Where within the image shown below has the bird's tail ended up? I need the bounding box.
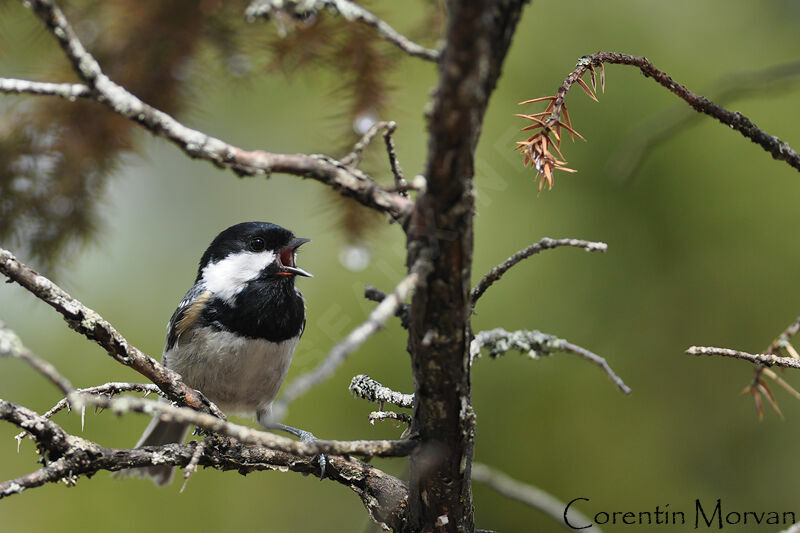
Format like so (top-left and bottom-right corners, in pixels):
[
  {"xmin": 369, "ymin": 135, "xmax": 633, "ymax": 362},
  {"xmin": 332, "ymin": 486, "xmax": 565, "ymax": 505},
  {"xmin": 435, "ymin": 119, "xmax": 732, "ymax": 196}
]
[{"xmin": 129, "ymin": 416, "xmax": 191, "ymax": 486}]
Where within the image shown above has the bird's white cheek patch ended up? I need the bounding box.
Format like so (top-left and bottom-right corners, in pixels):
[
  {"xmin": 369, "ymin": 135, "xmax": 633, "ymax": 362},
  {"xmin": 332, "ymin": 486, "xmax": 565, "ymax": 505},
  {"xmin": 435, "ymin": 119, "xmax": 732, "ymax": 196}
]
[{"xmin": 201, "ymin": 250, "xmax": 276, "ymax": 301}]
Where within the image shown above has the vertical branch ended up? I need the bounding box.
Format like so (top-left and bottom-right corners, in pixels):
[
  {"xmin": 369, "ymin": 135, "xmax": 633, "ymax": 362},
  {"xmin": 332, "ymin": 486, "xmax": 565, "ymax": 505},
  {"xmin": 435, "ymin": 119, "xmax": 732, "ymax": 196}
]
[{"xmin": 405, "ymin": 1, "xmax": 529, "ymax": 530}]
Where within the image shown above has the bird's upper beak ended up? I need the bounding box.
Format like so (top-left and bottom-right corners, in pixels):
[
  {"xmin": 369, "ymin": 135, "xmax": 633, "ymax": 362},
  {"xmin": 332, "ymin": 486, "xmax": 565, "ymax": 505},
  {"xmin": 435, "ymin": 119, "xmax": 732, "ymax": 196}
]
[{"xmin": 276, "ymin": 237, "xmax": 313, "ymax": 278}]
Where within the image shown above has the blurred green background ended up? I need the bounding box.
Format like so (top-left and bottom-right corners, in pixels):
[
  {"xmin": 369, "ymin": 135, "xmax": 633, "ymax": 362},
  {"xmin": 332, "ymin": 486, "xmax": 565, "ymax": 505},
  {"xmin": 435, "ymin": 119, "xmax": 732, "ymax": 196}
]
[{"xmin": 3, "ymin": 1, "xmax": 800, "ymax": 531}]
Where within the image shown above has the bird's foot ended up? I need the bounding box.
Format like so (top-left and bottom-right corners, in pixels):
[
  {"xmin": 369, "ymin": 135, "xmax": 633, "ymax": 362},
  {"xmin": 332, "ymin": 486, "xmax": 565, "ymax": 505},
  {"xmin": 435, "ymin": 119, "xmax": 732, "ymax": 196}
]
[{"xmin": 273, "ymin": 423, "xmax": 326, "ymax": 479}]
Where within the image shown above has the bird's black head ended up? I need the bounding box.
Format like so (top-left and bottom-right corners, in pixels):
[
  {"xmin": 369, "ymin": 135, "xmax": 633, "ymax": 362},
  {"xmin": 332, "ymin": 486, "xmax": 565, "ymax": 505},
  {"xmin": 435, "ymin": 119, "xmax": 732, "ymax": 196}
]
[{"xmin": 196, "ymin": 222, "xmax": 311, "ymax": 298}]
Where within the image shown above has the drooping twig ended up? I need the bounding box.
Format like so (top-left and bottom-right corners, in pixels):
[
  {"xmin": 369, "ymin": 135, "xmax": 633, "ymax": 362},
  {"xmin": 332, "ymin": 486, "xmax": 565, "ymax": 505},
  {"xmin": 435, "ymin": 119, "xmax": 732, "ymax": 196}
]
[
  {"xmin": 551, "ymin": 52, "xmax": 800, "ymax": 173},
  {"xmin": 471, "ymin": 237, "xmax": 607, "ymax": 304},
  {"xmin": 180, "ymin": 437, "xmax": 210, "ymax": 493},
  {"xmin": 0, "ymin": 247, "xmax": 223, "ymax": 418},
  {"xmin": 471, "ymin": 328, "xmax": 631, "ymax": 395},
  {"xmin": 245, "ymin": 0, "xmax": 439, "ymax": 62},
  {"xmin": 0, "ymin": 322, "xmax": 74, "ymax": 396},
  {"xmin": 471, "ymin": 463, "xmax": 597, "ymax": 532},
  {"xmin": 608, "ymin": 60, "xmax": 800, "ymax": 182},
  {"xmin": 272, "ymin": 257, "xmax": 431, "ymax": 420},
  {"xmin": 16, "ymin": 0, "xmax": 413, "ymax": 220},
  {"xmin": 0, "ymin": 77, "xmax": 92, "ymax": 100},
  {"xmin": 350, "ymin": 374, "xmax": 414, "ymax": 409},
  {"xmin": 687, "ymin": 346, "xmax": 800, "ymax": 369}
]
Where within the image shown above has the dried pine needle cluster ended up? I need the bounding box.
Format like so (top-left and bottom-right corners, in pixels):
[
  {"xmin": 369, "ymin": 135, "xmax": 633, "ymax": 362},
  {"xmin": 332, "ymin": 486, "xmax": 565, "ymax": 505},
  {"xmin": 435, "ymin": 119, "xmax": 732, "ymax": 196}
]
[
  {"xmin": 516, "ymin": 61, "xmax": 605, "ymax": 192},
  {"xmin": 745, "ymin": 340, "xmax": 800, "ymax": 420}
]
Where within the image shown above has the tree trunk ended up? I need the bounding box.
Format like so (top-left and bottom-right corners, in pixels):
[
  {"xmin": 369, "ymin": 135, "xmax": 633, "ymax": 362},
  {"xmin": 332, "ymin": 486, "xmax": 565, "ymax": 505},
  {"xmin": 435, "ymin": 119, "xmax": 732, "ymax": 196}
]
[{"xmin": 406, "ymin": 2, "xmax": 528, "ymax": 531}]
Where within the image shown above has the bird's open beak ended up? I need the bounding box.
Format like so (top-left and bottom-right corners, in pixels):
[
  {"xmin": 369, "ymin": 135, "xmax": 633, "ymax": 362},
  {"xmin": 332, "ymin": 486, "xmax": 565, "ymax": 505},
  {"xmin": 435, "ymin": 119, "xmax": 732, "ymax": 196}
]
[{"xmin": 276, "ymin": 237, "xmax": 313, "ymax": 278}]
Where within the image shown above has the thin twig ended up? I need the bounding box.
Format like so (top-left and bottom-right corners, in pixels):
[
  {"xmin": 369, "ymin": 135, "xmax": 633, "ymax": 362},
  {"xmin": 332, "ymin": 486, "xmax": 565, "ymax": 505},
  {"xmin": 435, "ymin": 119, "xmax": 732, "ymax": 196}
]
[
  {"xmin": 687, "ymin": 346, "xmax": 800, "ymax": 369},
  {"xmin": 0, "ymin": 247, "xmax": 224, "ymax": 418},
  {"xmin": 472, "ymin": 463, "xmax": 597, "ymax": 532},
  {"xmin": 608, "ymin": 60, "xmax": 800, "ymax": 182},
  {"xmin": 245, "ymin": 0, "xmax": 439, "ymax": 62},
  {"xmin": 342, "ymin": 120, "xmax": 395, "ymax": 167},
  {"xmin": 364, "ymin": 285, "xmax": 410, "ymax": 329},
  {"xmin": 0, "ymin": 77, "xmax": 92, "ymax": 100},
  {"xmin": 14, "ymin": 382, "xmax": 163, "ymax": 447},
  {"xmin": 381, "ymin": 122, "xmax": 408, "ymax": 196},
  {"xmin": 180, "ymin": 437, "xmax": 210, "ymax": 493},
  {"xmin": 471, "ymin": 237, "xmax": 607, "ymax": 304},
  {"xmin": 0, "ymin": 322, "xmax": 74, "ymax": 396},
  {"xmin": 17, "ymin": 0, "xmax": 412, "ymax": 220},
  {"xmin": 272, "ymin": 258, "xmax": 431, "ymax": 420},
  {"xmin": 350, "ymin": 374, "xmax": 414, "ymax": 409},
  {"xmin": 551, "ymin": 52, "xmax": 800, "ymax": 173},
  {"xmin": 471, "ymin": 328, "xmax": 631, "ymax": 395}
]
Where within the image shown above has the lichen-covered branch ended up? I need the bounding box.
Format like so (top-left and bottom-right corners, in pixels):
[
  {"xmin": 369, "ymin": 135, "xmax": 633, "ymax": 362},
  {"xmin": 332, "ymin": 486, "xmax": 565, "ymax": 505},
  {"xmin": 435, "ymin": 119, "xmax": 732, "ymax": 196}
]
[
  {"xmin": 0, "ymin": 398, "xmax": 408, "ymax": 529},
  {"xmin": 472, "ymin": 328, "xmax": 631, "ymax": 395},
  {"xmin": 245, "ymin": 0, "xmax": 439, "ymax": 62},
  {"xmin": 687, "ymin": 345, "xmax": 800, "ymax": 369},
  {"xmin": 0, "ymin": 77, "xmax": 92, "ymax": 99},
  {"xmin": 471, "ymin": 237, "xmax": 608, "ymax": 304},
  {"xmin": 350, "ymin": 374, "xmax": 414, "ymax": 409},
  {"xmin": 0, "ymin": 247, "xmax": 223, "ymax": 417}
]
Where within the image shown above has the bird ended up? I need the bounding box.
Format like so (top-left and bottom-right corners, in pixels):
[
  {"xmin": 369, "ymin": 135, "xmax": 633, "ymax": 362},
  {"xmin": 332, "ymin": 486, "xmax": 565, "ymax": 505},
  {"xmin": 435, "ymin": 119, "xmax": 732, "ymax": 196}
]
[{"xmin": 133, "ymin": 221, "xmax": 317, "ymax": 485}]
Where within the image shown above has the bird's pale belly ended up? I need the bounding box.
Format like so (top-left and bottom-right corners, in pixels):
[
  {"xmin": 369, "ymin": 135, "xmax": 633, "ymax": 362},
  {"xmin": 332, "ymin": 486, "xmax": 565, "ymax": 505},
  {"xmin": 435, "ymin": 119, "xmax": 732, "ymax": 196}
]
[{"xmin": 164, "ymin": 326, "xmax": 298, "ymax": 415}]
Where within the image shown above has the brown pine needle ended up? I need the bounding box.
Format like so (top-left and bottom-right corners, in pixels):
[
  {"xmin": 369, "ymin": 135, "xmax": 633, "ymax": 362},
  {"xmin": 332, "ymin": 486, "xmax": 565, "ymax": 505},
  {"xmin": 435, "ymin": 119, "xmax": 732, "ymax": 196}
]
[
  {"xmin": 557, "ymin": 120, "xmax": 585, "ymax": 141},
  {"xmin": 589, "ymin": 65, "xmax": 597, "ymax": 92},
  {"xmin": 519, "ymin": 96, "xmax": 557, "ymax": 105},
  {"xmin": 553, "ymin": 165, "xmax": 577, "ymax": 173},
  {"xmin": 575, "ymin": 77, "xmax": 599, "ymax": 102},
  {"xmin": 758, "ymin": 382, "xmax": 784, "ymax": 419},
  {"xmin": 600, "ymin": 63, "xmax": 606, "ymax": 92},
  {"xmin": 763, "ymin": 368, "xmax": 800, "ymax": 400}
]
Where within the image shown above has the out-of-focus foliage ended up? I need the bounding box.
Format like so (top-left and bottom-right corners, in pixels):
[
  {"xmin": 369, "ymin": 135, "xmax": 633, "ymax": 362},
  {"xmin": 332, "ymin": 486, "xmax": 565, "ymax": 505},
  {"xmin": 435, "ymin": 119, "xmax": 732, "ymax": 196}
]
[
  {"xmin": 3, "ymin": 1, "xmax": 800, "ymax": 532},
  {"xmin": 0, "ymin": 0, "xmax": 439, "ymax": 273}
]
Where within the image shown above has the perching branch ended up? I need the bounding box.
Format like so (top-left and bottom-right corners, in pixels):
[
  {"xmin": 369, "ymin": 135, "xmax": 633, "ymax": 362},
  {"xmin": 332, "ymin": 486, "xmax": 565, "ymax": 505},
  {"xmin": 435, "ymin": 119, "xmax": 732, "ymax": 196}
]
[
  {"xmin": 552, "ymin": 52, "xmax": 800, "ymax": 173},
  {"xmin": 471, "ymin": 237, "xmax": 607, "ymax": 304},
  {"xmin": 0, "ymin": 247, "xmax": 223, "ymax": 418},
  {"xmin": 471, "ymin": 463, "xmax": 597, "ymax": 532},
  {"xmin": 13, "ymin": 0, "xmax": 413, "ymax": 220},
  {"xmin": 0, "ymin": 398, "xmax": 409, "ymax": 528},
  {"xmin": 74, "ymin": 393, "xmax": 415, "ymax": 458},
  {"xmin": 472, "ymin": 328, "xmax": 631, "ymax": 395},
  {"xmin": 272, "ymin": 257, "xmax": 431, "ymax": 420},
  {"xmin": 686, "ymin": 345, "xmax": 800, "ymax": 370},
  {"xmin": 245, "ymin": 0, "xmax": 440, "ymax": 62}
]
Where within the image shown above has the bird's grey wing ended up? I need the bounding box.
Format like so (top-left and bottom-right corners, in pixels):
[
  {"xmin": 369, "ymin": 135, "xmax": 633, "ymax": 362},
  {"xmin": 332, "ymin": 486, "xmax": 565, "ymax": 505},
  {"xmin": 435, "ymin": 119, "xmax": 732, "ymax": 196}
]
[{"xmin": 164, "ymin": 285, "xmax": 213, "ymax": 355}]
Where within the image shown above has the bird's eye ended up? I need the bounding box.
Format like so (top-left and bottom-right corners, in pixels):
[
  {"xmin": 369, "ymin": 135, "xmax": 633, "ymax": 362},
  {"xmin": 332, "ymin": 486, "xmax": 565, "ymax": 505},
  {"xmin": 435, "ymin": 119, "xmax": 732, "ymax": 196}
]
[{"xmin": 249, "ymin": 237, "xmax": 266, "ymax": 252}]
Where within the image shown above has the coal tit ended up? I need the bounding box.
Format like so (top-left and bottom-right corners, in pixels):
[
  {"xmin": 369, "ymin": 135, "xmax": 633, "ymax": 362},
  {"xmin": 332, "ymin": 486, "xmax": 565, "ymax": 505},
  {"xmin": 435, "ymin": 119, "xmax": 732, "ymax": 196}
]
[{"xmin": 134, "ymin": 221, "xmax": 316, "ymax": 485}]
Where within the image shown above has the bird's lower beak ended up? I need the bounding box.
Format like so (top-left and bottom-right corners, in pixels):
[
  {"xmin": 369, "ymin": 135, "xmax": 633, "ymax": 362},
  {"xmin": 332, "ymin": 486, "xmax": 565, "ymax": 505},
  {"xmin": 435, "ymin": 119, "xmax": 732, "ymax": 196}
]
[{"xmin": 277, "ymin": 238, "xmax": 313, "ymax": 278}]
